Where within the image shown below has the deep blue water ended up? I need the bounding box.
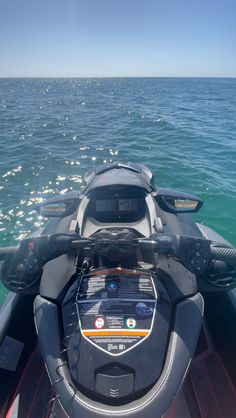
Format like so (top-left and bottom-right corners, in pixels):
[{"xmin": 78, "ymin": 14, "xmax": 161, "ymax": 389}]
[{"xmin": 0, "ymin": 77, "xmax": 236, "ymax": 302}]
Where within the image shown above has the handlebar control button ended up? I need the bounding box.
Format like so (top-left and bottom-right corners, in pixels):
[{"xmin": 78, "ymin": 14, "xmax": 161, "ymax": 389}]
[
  {"xmin": 189, "ymin": 252, "xmax": 207, "ymax": 273},
  {"xmin": 27, "ymin": 241, "xmax": 35, "ymax": 251}
]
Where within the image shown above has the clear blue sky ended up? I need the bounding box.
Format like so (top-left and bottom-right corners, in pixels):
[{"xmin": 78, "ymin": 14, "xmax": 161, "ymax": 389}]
[{"xmin": 0, "ymin": 0, "xmax": 235, "ymax": 77}]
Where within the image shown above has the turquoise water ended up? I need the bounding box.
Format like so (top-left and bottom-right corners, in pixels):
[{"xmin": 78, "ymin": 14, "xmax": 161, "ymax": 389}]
[{"xmin": 0, "ymin": 77, "xmax": 236, "ymax": 302}]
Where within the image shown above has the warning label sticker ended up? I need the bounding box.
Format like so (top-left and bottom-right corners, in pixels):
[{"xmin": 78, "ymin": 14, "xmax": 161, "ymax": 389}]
[{"xmin": 76, "ymin": 269, "xmax": 157, "ymax": 355}]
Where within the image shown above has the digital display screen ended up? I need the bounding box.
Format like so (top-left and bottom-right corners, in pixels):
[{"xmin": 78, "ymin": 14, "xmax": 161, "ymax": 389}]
[
  {"xmin": 96, "ymin": 200, "xmax": 116, "ymax": 212},
  {"xmin": 118, "ymin": 199, "xmax": 139, "ymax": 211},
  {"xmin": 96, "ymin": 199, "xmax": 140, "ymax": 213}
]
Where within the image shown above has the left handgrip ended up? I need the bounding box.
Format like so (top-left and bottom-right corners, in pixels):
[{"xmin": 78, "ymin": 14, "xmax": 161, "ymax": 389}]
[{"xmin": 0, "ymin": 246, "xmax": 18, "ymax": 260}]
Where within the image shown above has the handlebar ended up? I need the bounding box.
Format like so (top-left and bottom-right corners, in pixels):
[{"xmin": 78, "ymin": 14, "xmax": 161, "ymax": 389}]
[
  {"xmin": 1, "ymin": 234, "xmax": 236, "ymax": 283},
  {"xmin": 1, "ymin": 234, "xmax": 236, "ymax": 260}
]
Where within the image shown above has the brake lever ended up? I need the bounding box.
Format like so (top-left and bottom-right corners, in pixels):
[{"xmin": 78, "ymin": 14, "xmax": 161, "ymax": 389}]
[
  {"xmin": 17, "ymin": 233, "xmax": 83, "ymax": 269},
  {"xmin": 1, "ymin": 234, "xmax": 93, "ymax": 293}
]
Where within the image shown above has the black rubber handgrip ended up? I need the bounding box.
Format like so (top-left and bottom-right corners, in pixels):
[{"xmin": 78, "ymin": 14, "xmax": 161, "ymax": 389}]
[
  {"xmin": 0, "ymin": 246, "xmax": 18, "ymax": 260},
  {"xmin": 211, "ymin": 246, "xmax": 236, "ymax": 264}
]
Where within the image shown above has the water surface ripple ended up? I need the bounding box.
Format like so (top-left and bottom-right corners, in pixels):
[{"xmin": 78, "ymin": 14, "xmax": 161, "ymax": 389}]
[{"xmin": 0, "ymin": 78, "xmax": 236, "ymax": 301}]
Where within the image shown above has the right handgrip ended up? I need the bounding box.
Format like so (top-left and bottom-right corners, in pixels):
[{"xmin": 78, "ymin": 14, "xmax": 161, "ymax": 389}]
[
  {"xmin": 207, "ymin": 245, "xmax": 236, "ymax": 289},
  {"xmin": 211, "ymin": 245, "xmax": 236, "ymax": 264}
]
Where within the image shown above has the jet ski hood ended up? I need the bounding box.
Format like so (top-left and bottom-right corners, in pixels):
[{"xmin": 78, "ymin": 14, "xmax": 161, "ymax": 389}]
[{"xmin": 83, "ymin": 163, "xmax": 155, "ymax": 195}]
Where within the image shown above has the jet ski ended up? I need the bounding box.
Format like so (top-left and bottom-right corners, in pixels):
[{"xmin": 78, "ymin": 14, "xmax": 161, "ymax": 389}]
[{"xmin": 0, "ymin": 162, "xmax": 236, "ymax": 418}]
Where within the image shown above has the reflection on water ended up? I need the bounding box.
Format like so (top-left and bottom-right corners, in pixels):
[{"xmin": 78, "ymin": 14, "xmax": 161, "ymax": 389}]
[{"xmin": 0, "ymin": 77, "xmax": 236, "ymax": 302}]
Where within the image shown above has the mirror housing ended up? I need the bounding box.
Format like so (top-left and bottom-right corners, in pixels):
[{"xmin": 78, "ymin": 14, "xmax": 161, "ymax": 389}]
[
  {"xmin": 154, "ymin": 188, "xmax": 203, "ymax": 213},
  {"xmin": 35, "ymin": 191, "xmax": 81, "ymax": 218}
]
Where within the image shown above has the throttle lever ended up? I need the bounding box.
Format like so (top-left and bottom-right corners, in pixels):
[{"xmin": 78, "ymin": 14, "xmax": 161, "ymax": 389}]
[{"xmin": 140, "ymin": 234, "xmax": 176, "ymax": 255}]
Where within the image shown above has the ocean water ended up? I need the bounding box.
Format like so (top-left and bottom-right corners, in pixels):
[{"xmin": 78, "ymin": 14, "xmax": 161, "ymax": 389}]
[{"xmin": 0, "ymin": 77, "xmax": 236, "ymax": 303}]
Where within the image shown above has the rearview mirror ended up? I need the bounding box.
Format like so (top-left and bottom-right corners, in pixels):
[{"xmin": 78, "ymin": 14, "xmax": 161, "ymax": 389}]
[
  {"xmin": 154, "ymin": 188, "xmax": 203, "ymax": 213},
  {"xmin": 35, "ymin": 191, "xmax": 81, "ymax": 218}
]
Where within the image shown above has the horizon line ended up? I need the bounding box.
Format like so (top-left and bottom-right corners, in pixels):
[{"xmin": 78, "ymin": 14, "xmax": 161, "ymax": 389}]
[{"xmin": 0, "ymin": 75, "xmax": 236, "ymax": 79}]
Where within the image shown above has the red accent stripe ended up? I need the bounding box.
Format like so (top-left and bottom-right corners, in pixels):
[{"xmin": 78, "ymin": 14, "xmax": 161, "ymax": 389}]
[
  {"xmin": 5, "ymin": 351, "xmax": 43, "ymax": 418},
  {"xmin": 6, "ymin": 403, "xmax": 14, "ymax": 418},
  {"xmin": 189, "ymin": 351, "xmax": 236, "ymax": 418},
  {"xmin": 26, "ymin": 369, "xmax": 45, "ymax": 418},
  {"xmin": 214, "ymin": 352, "xmax": 236, "ymax": 397}
]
